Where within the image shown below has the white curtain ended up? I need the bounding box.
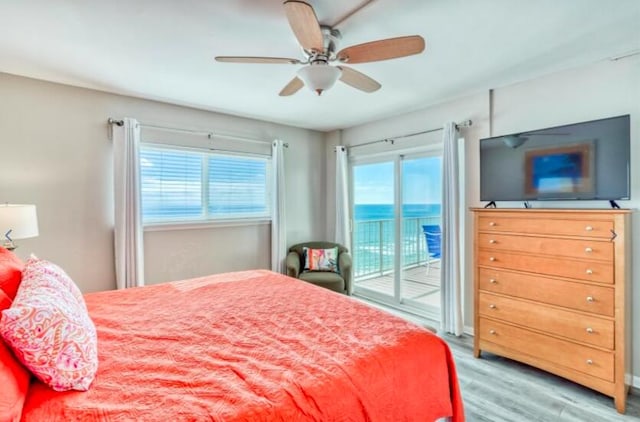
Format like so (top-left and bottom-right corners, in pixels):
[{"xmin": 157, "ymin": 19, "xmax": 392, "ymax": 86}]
[
  {"xmin": 335, "ymin": 146, "xmax": 352, "ymax": 293},
  {"xmin": 113, "ymin": 118, "xmax": 145, "ymax": 289},
  {"xmin": 271, "ymin": 140, "xmax": 287, "ymax": 273},
  {"xmin": 335, "ymin": 146, "xmax": 350, "ymax": 251},
  {"xmin": 440, "ymin": 121, "xmax": 463, "ymax": 336}
]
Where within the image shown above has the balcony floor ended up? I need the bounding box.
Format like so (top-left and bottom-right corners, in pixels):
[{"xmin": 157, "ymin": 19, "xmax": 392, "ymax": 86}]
[{"xmin": 354, "ymin": 263, "xmax": 441, "ymax": 307}]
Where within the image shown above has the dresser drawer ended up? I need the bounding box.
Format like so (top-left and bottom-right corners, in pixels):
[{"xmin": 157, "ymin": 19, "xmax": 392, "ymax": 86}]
[
  {"xmin": 479, "ymin": 292, "xmax": 613, "ymax": 349},
  {"xmin": 477, "ymin": 233, "xmax": 613, "ymax": 262},
  {"xmin": 478, "ymin": 215, "xmax": 613, "ymax": 239},
  {"xmin": 478, "ymin": 250, "xmax": 613, "ymax": 284},
  {"xmin": 478, "ymin": 268, "xmax": 614, "ymax": 316},
  {"xmin": 479, "ymin": 318, "xmax": 614, "ymax": 382}
]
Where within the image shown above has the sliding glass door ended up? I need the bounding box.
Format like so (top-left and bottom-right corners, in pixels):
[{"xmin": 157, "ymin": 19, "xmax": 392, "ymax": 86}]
[
  {"xmin": 399, "ymin": 156, "xmax": 442, "ymax": 313},
  {"xmin": 351, "ymin": 153, "xmax": 442, "ymax": 317},
  {"xmin": 352, "ymin": 160, "xmax": 397, "ymax": 301}
]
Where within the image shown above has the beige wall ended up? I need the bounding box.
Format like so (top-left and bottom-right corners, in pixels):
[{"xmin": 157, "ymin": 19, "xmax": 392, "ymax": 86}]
[
  {"xmin": 2, "ymin": 55, "xmax": 638, "ymax": 379},
  {"xmin": 0, "ymin": 72, "xmax": 325, "ymax": 292},
  {"xmin": 337, "ymin": 55, "xmax": 640, "ymax": 379}
]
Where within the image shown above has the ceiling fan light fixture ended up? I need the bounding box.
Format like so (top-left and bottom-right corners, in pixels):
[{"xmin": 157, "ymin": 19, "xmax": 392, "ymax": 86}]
[
  {"xmin": 502, "ymin": 135, "xmax": 527, "ymax": 149},
  {"xmin": 297, "ymin": 64, "xmax": 342, "ymax": 96}
]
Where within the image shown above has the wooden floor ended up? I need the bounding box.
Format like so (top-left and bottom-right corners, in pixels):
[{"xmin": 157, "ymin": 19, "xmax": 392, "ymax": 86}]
[
  {"xmin": 446, "ymin": 334, "xmax": 640, "ymax": 421},
  {"xmin": 358, "ymin": 300, "xmax": 640, "ymax": 421},
  {"xmin": 354, "ymin": 264, "xmax": 441, "ymax": 306}
]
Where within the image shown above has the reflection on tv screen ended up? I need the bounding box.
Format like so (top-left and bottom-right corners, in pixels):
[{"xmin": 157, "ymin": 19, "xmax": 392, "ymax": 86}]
[{"xmin": 480, "ymin": 115, "xmax": 630, "ymax": 201}]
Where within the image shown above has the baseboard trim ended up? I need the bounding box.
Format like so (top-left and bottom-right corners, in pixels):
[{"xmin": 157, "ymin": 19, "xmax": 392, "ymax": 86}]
[
  {"xmin": 632, "ymin": 375, "xmax": 640, "ymax": 389},
  {"xmin": 463, "ymin": 325, "xmax": 474, "ymax": 336}
]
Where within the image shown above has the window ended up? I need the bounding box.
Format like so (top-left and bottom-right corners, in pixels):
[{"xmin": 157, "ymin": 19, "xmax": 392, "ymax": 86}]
[{"xmin": 140, "ymin": 145, "xmax": 271, "ymax": 224}]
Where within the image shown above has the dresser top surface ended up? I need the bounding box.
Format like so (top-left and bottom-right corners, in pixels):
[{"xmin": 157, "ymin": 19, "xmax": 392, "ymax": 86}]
[{"xmin": 470, "ymin": 208, "xmax": 631, "ymax": 214}]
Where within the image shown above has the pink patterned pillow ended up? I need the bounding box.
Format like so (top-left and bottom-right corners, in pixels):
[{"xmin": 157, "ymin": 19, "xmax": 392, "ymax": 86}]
[
  {"xmin": 0, "ymin": 261, "xmax": 98, "ymax": 391},
  {"xmin": 303, "ymin": 247, "xmax": 339, "ymax": 272},
  {"xmin": 22, "ymin": 256, "xmax": 86, "ymax": 310}
]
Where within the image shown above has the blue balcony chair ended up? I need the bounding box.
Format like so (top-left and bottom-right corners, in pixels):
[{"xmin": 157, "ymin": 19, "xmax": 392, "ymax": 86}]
[{"xmin": 422, "ymin": 225, "xmax": 442, "ymax": 274}]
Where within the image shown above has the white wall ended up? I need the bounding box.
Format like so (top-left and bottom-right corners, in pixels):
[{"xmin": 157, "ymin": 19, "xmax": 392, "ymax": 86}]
[
  {"xmin": 336, "ymin": 55, "xmax": 640, "ymax": 378},
  {"xmin": 0, "ymin": 72, "xmax": 325, "ymax": 292}
]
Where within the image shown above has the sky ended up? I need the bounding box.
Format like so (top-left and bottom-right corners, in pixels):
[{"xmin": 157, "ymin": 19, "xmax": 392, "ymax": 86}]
[{"xmin": 353, "ymin": 156, "xmax": 442, "ymax": 204}]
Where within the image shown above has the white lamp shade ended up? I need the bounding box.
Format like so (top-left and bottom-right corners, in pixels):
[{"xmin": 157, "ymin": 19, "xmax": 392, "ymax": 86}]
[
  {"xmin": 0, "ymin": 204, "xmax": 39, "ymax": 239},
  {"xmin": 297, "ymin": 65, "xmax": 342, "ymax": 95}
]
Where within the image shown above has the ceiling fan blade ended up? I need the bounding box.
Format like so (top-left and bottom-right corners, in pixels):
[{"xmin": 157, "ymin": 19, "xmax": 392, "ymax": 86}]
[
  {"xmin": 337, "ymin": 35, "xmax": 425, "ymax": 64},
  {"xmin": 283, "ymin": 1, "xmax": 324, "ymax": 52},
  {"xmin": 337, "ymin": 66, "xmax": 381, "ymax": 93},
  {"xmin": 215, "ymin": 56, "xmax": 301, "ymax": 65},
  {"xmin": 279, "ymin": 77, "xmax": 304, "ymax": 96}
]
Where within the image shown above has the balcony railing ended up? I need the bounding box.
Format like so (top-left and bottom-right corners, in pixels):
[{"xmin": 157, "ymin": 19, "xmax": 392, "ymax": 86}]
[{"xmin": 353, "ymin": 216, "xmax": 441, "ymax": 280}]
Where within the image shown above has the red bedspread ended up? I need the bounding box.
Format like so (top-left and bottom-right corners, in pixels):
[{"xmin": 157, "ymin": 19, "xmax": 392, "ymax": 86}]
[{"xmin": 21, "ymin": 270, "xmax": 463, "ymax": 421}]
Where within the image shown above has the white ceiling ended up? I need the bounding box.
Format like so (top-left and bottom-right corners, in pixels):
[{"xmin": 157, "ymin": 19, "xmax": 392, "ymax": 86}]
[{"xmin": 1, "ymin": 0, "xmax": 639, "ymax": 132}]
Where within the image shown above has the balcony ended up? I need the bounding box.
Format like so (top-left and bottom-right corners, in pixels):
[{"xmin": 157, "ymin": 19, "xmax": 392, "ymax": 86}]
[{"xmin": 352, "ymin": 216, "xmax": 441, "ymax": 306}]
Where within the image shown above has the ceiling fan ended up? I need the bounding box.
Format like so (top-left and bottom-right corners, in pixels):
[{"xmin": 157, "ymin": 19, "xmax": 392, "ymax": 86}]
[
  {"xmin": 215, "ymin": 1, "xmax": 425, "ymax": 96},
  {"xmin": 502, "ymin": 132, "xmax": 569, "ymax": 148}
]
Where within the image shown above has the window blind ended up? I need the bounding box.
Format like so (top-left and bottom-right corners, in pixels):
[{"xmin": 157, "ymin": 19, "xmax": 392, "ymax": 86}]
[
  {"xmin": 140, "ymin": 145, "xmax": 270, "ymax": 223},
  {"xmin": 208, "ymin": 155, "xmax": 269, "ymax": 217},
  {"xmin": 140, "ymin": 148, "xmax": 203, "ymax": 221}
]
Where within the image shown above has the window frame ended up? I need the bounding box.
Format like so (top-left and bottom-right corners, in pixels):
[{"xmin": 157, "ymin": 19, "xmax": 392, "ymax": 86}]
[{"xmin": 139, "ymin": 143, "xmax": 272, "ymax": 230}]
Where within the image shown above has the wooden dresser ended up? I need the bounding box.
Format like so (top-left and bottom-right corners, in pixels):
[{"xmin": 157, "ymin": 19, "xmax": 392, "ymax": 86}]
[{"xmin": 472, "ymin": 208, "xmax": 630, "ymax": 413}]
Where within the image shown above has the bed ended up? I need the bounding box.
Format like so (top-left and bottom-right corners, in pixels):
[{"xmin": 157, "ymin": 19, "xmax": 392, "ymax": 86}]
[{"xmin": 20, "ymin": 270, "xmax": 463, "ymax": 421}]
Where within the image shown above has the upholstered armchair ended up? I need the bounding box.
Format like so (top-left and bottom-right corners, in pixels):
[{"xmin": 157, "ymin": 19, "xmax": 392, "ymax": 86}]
[{"xmin": 286, "ymin": 242, "xmax": 352, "ymax": 295}]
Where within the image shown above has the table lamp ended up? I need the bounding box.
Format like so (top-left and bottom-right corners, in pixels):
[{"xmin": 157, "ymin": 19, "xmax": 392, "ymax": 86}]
[{"xmin": 0, "ymin": 204, "xmax": 39, "ymax": 250}]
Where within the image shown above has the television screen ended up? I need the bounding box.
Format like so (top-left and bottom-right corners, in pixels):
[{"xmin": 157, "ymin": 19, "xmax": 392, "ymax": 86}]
[{"xmin": 480, "ymin": 115, "xmax": 630, "ymax": 201}]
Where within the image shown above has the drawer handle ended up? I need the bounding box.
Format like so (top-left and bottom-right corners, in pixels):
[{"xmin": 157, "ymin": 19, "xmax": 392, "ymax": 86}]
[
  {"xmin": 586, "ymin": 359, "xmax": 593, "ymax": 365},
  {"xmin": 489, "ymin": 329, "xmax": 496, "ymax": 335},
  {"xmin": 489, "ymin": 304, "xmax": 496, "ymax": 309},
  {"xmin": 586, "ymin": 269, "xmax": 593, "ymax": 275},
  {"xmin": 585, "ymin": 226, "xmax": 593, "ymax": 231},
  {"xmin": 489, "ymin": 239, "xmax": 496, "ymax": 244},
  {"xmin": 489, "ymin": 257, "xmax": 496, "ymax": 262},
  {"xmin": 586, "ymin": 327, "xmax": 594, "ymax": 334},
  {"xmin": 489, "ymin": 278, "xmax": 497, "ymax": 284},
  {"xmin": 586, "ymin": 296, "xmax": 594, "ymax": 303},
  {"xmin": 585, "ymin": 247, "xmax": 593, "ymax": 253},
  {"xmin": 489, "ymin": 222, "xmax": 496, "ymax": 227}
]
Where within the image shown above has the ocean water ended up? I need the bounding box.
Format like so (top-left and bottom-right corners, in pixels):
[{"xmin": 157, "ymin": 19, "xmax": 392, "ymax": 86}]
[
  {"xmin": 353, "ymin": 204, "xmax": 441, "ymax": 278},
  {"xmin": 354, "ymin": 203, "xmax": 441, "ymax": 221}
]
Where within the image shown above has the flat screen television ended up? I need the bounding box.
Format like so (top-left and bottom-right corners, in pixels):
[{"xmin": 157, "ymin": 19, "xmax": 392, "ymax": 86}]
[{"xmin": 480, "ymin": 115, "xmax": 630, "ymax": 202}]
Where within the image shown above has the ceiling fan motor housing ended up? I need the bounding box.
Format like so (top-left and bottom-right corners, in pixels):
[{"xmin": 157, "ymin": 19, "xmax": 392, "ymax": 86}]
[{"xmin": 306, "ymin": 26, "xmax": 342, "ymax": 61}]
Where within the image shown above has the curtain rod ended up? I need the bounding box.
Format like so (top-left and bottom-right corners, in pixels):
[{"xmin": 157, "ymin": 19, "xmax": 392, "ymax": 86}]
[
  {"xmin": 347, "ymin": 119, "xmax": 472, "ymax": 150},
  {"xmin": 107, "ymin": 118, "xmax": 287, "ymax": 147},
  {"xmin": 143, "ymin": 143, "xmax": 272, "ymax": 158}
]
